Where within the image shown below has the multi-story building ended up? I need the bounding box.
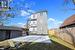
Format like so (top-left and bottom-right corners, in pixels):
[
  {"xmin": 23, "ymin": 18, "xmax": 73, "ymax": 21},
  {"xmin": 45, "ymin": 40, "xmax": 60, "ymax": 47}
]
[{"xmin": 28, "ymin": 10, "xmax": 48, "ymax": 35}]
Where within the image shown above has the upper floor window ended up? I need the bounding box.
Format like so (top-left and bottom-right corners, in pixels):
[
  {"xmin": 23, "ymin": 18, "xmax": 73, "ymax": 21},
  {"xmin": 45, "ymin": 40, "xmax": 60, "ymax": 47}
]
[
  {"xmin": 30, "ymin": 14, "xmax": 37, "ymax": 19},
  {"xmin": 29, "ymin": 21, "xmax": 37, "ymax": 25}
]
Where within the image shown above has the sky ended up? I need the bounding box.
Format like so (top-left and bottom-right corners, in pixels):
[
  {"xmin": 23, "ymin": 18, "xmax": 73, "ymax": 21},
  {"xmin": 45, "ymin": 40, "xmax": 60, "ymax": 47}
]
[{"xmin": 4, "ymin": 0, "xmax": 75, "ymax": 29}]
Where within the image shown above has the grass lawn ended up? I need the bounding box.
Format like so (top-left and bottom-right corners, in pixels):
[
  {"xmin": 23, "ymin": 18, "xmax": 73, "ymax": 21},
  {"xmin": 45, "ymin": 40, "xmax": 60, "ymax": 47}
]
[{"xmin": 13, "ymin": 41, "xmax": 71, "ymax": 50}]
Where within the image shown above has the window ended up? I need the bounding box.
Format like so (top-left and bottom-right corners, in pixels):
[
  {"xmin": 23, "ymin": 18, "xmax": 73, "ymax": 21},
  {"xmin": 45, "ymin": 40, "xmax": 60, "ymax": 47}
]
[
  {"xmin": 31, "ymin": 15, "xmax": 33, "ymax": 19},
  {"xmin": 29, "ymin": 28, "xmax": 33, "ymax": 31},
  {"xmin": 30, "ymin": 14, "xmax": 37, "ymax": 19},
  {"xmin": 30, "ymin": 21, "xmax": 37, "ymax": 26},
  {"xmin": 29, "ymin": 28, "xmax": 37, "ymax": 31},
  {"xmin": 34, "ymin": 14, "xmax": 37, "ymax": 19},
  {"xmin": 33, "ymin": 28, "xmax": 37, "ymax": 31}
]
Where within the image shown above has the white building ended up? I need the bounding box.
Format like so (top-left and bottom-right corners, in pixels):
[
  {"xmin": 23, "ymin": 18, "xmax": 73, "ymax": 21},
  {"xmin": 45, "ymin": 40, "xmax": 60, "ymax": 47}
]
[{"xmin": 28, "ymin": 10, "xmax": 48, "ymax": 35}]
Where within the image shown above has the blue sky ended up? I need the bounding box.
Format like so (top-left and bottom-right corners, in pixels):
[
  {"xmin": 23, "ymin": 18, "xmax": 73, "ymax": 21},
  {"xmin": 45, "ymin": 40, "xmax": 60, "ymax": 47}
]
[{"xmin": 4, "ymin": 0, "xmax": 75, "ymax": 29}]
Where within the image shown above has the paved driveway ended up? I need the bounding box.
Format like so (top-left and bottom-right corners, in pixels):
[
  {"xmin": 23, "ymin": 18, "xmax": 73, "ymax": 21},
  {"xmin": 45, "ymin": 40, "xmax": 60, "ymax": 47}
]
[{"xmin": 11, "ymin": 35, "xmax": 51, "ymax": 43}]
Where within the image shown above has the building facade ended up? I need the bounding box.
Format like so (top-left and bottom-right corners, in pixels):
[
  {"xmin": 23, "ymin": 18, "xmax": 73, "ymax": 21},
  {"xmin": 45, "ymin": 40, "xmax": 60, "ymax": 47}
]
[
  {"xmin": 59, "ymin": 14, "xmax": 75, "ymax": 45},
  {"xmin": 28, "ymin": 10, "xmax": 48, "ymax": 35},
  {"xmin": 0, "ymin": 26, "xmax": 23, "ymax": 41}
]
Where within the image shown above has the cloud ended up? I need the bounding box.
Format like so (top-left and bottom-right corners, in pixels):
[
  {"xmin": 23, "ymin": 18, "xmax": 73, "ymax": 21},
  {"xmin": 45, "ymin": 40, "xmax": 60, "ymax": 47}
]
[
  {"xmin": 17, "ymin": 22, "xmax": 25, "ymax": 25},
  {"xmin": 20, "ymin": 10, "xmax": 30, "ymax": 16},
  {"xmin": 48, "ymin": 18, "xmax": 56, "ymax": 22},
  {"xmin": 17, "ymin": 23, "xmax": 24, "ymax": 25},
  {"xmin": 27, "ymin": 10, "xmax": 35, "ymax": 13},
  {"xmin": 48, "ymin": 18, "xmax": 63, "ymax": 29},
  {"xmin": 20, "ymin": 10, "xmax": 35, "ymax": 16},
  {"xmin": 16, "ymin": 22, "xmax": 26, "ymax": 28},
  {"xmin": 25, "ymin": 1, "xmax": 35, "ymax": 8}
]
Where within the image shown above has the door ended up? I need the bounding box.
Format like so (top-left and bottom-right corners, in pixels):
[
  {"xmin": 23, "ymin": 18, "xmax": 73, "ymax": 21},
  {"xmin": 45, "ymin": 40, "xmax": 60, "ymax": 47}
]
[{"xmin": 5, "ymin": 30, "xmax": 11, "ymax": 40}]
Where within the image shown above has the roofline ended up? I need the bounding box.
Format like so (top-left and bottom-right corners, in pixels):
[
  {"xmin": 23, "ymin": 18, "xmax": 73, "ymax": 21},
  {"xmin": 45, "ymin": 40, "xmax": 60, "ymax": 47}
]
[
  {"xmin": 0, "ymin": 26, "xmax": 23, "ymax": 31},
  {"xmin": 60, "ymin": 23, "xmax": 75, "ymax": 29},
  {"xmin": 32, "ymin": 10, "xmax": 48, "ymax": 14}
]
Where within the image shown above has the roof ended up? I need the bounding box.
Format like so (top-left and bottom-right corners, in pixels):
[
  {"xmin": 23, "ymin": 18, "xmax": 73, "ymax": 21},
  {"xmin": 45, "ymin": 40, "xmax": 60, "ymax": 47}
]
[
  {"xmin": 60, "ymin": 14, "xmax": 75, "ymax": 28},
  {"xmin": 31, "ymin": 10, "xmax": 48, "ymax": 15},
  {"xmin": 0, "ymin": 26, "xmax": 23, "ymax": 31}
]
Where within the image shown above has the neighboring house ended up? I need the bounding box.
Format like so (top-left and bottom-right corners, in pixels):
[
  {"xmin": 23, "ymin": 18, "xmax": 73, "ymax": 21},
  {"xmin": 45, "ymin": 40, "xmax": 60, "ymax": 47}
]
[
  {"xmin": 0, "ymin": 26, "xmax": 23, "ymax": 41},
  {"xmin": 59, "ymin": 14, "xmax": 75, "ymax": 45},
  {"xmin": 60, "ymin": 14, "xmax": 75, "ymax": 28}
]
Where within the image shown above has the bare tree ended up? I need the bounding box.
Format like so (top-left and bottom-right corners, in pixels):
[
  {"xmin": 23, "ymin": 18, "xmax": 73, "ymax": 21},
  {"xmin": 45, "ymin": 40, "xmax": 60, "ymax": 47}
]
[{"xmin": 0, "ymin": 0, "xmax": 34, "ymax": 25}]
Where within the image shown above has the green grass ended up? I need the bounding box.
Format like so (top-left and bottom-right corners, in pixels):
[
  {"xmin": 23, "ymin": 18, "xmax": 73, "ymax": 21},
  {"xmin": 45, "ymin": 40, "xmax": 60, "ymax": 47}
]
[{"xmin": 10, "ymin": 41, "xmax": 71, "ymax": 50}]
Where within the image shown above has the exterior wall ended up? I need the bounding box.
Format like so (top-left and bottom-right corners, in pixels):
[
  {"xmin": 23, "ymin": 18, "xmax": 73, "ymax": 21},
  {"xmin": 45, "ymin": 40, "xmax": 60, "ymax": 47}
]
[
  {"xmin": 28, "ymin": 11, "xmax": 48, "ymax": 35},
  {"xmin": 53, "ymin": 27, "xmax": 75, "ymax": 45},
  {"xmin": 37, "ymin": 12, "xmax": 48, "ymax": 34},
  {"xmin": 0, "ymin": 31, "xmax": 6, "ymax": 41},
  {"xmin": 0, "ymin": 30, "xmax": 22, "ymax": 41},
  {"xmin": 10, "ymin": 30, "xmax": 22, "ymax": 38},
  {"xmin": 61, "ymin": 27, "xmax": 75, "ymax": 45}
]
